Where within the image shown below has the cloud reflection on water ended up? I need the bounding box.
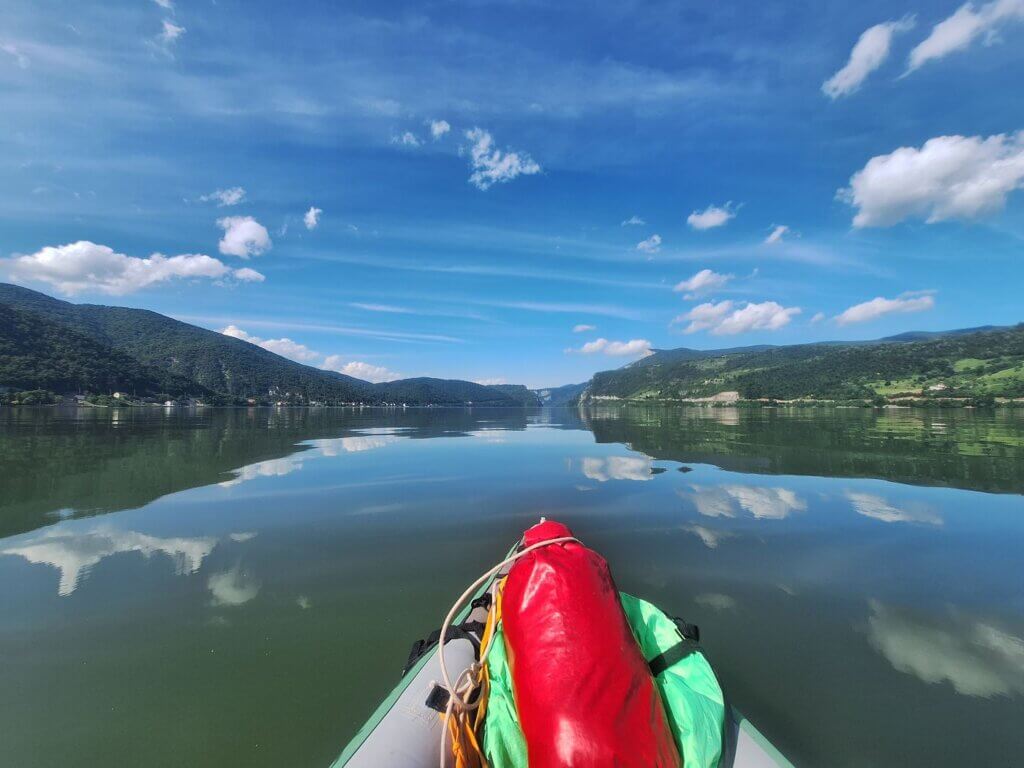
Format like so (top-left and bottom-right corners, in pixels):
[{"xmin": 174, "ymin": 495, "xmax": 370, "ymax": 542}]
[
  {"xmin": 685, "ymin": 484, "xmax": 807, "ymax": 520},
  {"xmin": 867, "ymin": 600, "xmax": 1024, "ymax": 698}
]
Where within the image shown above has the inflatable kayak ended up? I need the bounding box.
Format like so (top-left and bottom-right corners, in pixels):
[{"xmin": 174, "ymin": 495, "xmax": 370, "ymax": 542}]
[{"xmin": 333, "ymin": 520, "xmax": 793, "ymax": 768}]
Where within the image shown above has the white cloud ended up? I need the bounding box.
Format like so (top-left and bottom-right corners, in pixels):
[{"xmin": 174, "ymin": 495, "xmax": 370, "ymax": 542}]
[
  {"xmin": 840, "ymin": 132, "xmax": 1024, "ymax": 227},
  {"xmin": 152, "ymin": 0, "xmax": 174, "ymax": 8},
  {"xmin": 847, "ymin": 492, "xmax": 943, "ymax": 525},
  {"xmin": 304, "ymin": 206, "xmax": 322, "ymax": 230},
  {"xmin": 392, "ymin": 131, "xmax": 422, "ymax": 147},
  {"xmin": 764, "ymin": 224, "xmax": 791, "ymax": 244},
  {"xmin": 581, "ymin": 456, "xmax": 655, "ymax": 482},
  {"xmin": 835, "ymin": 293, "xmax": 936, "ymax": 325},
  {"xmin": 160, "ymin": 19, "xmax": 185, "ymax": 44},
  {"xmin": 676, "ymin": 300, "xmax": 801, "ymax": 335},
  {"xmin": 687, "ymin": 202, "xmax": 736, "ymax": 230},
  {"xmin": 474, "ymin": 377, "xmax": 507, "ymax": 386},
  {"xmin": 232, "ymin": 267, "xmax": 265, "ymax": 283},
  {"xmin": 621, "ymin": 215, "xmax": 645, "ymax": 226},
  {"xmin": 673, "ymin": 268, "xmax": 732, "ymax": 298},
  {"xmin": 822, "ymin": 16, "xmax": 916, "ymax": 98},
  {"xmin": 200, "ymin": 187, "xmax": 246, "ymax": 207},
  {"xmin": 220, "ymin": 325, "xmax": 320, "ymax": 362},
  {"xmin": 208, "ymin": 566, "xmax": 260, "ymax": 607},
  {"xmin": 636, "ymin": 234, "xmax": 662, "ymax": 254},
  {"xmin": 217, "ymin": 216, "xmax": 272, "ymax": 258},
  {"xmin": 568, "ymin": 337, "xmax": 653, "ymax": 357},
  {"xmin": 573, "ymin": 323, "xmax": 597, "ymax": 333},
  {"xmin": 811, "ymin": 311, "xmax": 826, "ymax": 324},
  {"xmin": 429, "ymin": 119, "xmax": 451, "ymax": 139},
  {"xmin": 321, "ymin": 356, "xmax": 402, "ymax": 383},
  {"xmin": 465, "ymin": 128, "xmax": 541, "ymax": 190},
  {"xmin": 867, "ymin": 601, "xmax": 1024, "ymax": 697},
  {"xmin": 6, "ymin": 240, "xmax": 260, "ymax": 295},
  {"xmin": 908, "ymin": 0, "xmax": 1024, "ymax": 73},
  {"xmin": 1, "ymin": 43, "xmax": 30, "ymax": 69}
]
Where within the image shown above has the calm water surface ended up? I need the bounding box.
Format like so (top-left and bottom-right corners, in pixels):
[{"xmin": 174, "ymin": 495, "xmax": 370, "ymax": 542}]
[{"xmin": 1, "ymin": 405, "xmax": 1023, "ymax": 767}]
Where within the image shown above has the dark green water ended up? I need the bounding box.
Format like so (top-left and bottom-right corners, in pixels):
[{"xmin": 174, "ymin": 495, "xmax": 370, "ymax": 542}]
[{"xmin": 1, "ymin": 405, "xmax": 1023, "ymax": 766}]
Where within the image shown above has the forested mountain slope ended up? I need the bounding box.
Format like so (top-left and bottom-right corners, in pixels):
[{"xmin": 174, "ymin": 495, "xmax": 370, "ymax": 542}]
[{"xmin": 585, "ymin": 325, "xmax": 1024, "ymax": 402}]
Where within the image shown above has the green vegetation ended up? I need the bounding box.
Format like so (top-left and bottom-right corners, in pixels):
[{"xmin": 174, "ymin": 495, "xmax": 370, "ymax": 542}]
[
  {"xmin": 584, "ymin": 325, "xmax": 1024, "ymax": 405},
  {"xmin": 0, "ymin": 283, "xmax": 523, "ymax": 406}
]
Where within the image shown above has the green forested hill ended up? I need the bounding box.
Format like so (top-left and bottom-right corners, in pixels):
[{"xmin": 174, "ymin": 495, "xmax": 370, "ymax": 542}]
[
  {"xmin": 585, "ymin": 325, "xmax": 1024, "ymax": 403},
  {"xmin": 487, "ymin": 384, "xmax": 542, "ymax": 406},
  {"xmin": 0, "ymin": 303, "xmax": 205, "ymax": 397},
  {"xmin": 0, "ymin": 283, "xmax": 519, "ymax": 405}
]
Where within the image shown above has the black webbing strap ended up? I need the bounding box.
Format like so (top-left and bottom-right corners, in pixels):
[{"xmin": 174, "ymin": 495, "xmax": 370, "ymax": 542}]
[
  {"xmin": 647, "ymin": 617, "xmax": 701, "ymax": 677},
  {"xmin": 402, "ymin": 620, "xmax": 486, "ymax": 676}
]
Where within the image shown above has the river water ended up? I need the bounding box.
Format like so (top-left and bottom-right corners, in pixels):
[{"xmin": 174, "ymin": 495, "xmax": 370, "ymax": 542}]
[{"xmin": 1, "ymin": 405, "xmax": 1022, "ymax": 766}]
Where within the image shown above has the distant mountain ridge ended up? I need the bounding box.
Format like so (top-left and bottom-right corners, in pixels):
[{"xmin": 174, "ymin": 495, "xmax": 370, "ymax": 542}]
[{"xmin": 0, "ymin": 283, "xmax": 523, "ymax": 405}]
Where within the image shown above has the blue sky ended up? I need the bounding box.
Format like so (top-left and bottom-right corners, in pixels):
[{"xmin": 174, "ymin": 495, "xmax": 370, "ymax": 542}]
[{"xmin": 2, "ymin": 0, "xmax": 1023, "ymax": 387}]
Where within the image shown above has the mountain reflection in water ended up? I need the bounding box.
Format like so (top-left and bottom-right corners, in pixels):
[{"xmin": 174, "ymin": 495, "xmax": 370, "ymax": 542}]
[{"xmin": 1, "ymin": 404, "xmax": 1023, "ymax": 768}]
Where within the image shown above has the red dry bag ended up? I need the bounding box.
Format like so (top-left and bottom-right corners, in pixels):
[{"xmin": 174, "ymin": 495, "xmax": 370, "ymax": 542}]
[{"xmin": 501, "ymin": 520, "xmax": 681, "ymax": 768}]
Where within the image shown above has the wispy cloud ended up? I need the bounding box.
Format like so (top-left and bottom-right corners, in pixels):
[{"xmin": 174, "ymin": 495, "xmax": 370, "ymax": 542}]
[
  {"xmin": 822, "ymin": 16, "xmax": 916, "ymax": 98},
  {"xmin": 200, "ymin": 187, "xmax": 246, "ymax": 207},
  {"xmin": 621, "ymin": 215, "xmax": 645, "ymax": 226},
  {"xmin": 636, "ymin": 234, "xmax": 662, "ymax": 254},
  {"xmin": 465, "ymin": 128, "xmax": 541, "ymax": 190},
  {"xmin": 674, "ymin": 268, "xmax": 732, "ymax": 298},
  {"xmin": 907, "ymin": 0, "xmax": 1024, "ymax": 74}
]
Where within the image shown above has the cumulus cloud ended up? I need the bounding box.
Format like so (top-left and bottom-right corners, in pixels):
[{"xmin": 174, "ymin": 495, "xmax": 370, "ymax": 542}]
[
  {"xmin": 636, "ymin": 234, "xmax": 662, "ymax": 254},
  {"xmin": 220, "ymin": 325, "xmax": 320, "ymax": 363},
  {"xmin": 200, "ymin": 187, "xmax": 246, "ymax": 207},
  {"xmin": 473, "ymin": 377, "xmax": 507, "ymax": 386},
  {"xmin": 465, "ymin": 128, "xmax": 541, "ymax": 190},
  {"xmin": 217, "ymin": 216, "xmax": 272, "ymax": 258},
  {"xmin": 160, "ymin": 19, "xmax": 185, "ymax": 44},
  {"xmin": 5, "ymin": 240, "xmax": 261, "ymax": 295},
  {"xmin": 687, "ymin": 202, "xmax": 736, "ymax": 230},
  {"xmin": 675, "ymin": 300, "xmax": 801, "ymax": 335},
  {"xmin": 304, "ymin": 206, "xmax": 322, "ymax": 230},
  {"xmin": 322, "ymin": 356, "xmax": 402, "ymax": 383},
  {"xmin": 232, "ymin": 267, "xmax": 265, "ymax": 283},
  {"xmin": 392, "ymin": 131, "xmax": 422, "ymax": 147},
  {"xmin": 867, "ymin": 600, "xmax": 1024, "ymax": 697},
  {"xmin": 835, "ymin": 293, "xmax": 935, "ymax": 325},
  {"xmin": 822, "ymin": 16, "xmax": 916, "ymax": 98},
  {"xmin": 847, "ymin": 492, "xmax": 943, "ymax": 525},
  {"xmin": 429, "ymin": 119, "xmax": 451, "ymax": 139},
  {"xmin": 811, "ymin": 311, "xmax": 826, "ymax": 324},
  {"xmin": 621, "ymin": 215, "xmax": 645, "ymax": 226},
  {"xmin": 573, "ymin": 323, "xmax": 597, "ymax": 333},
  {"xmin": 568, "ymin": 338, "xmax": 653, "ymax": 357},
  {"xmin": 764, "ymin": 225, "xmax": 791, "ymax": 244},
  {"xmin": 674, "ymin": 268, "xmax": 732, "ymax": 298},
  {"xmin": 840, "ymin": 132, "xmax": 1024, "ymax": 227},
  {"xmin": 908, "ymin": 0, "xmax": 1024, "ymax": 73}
]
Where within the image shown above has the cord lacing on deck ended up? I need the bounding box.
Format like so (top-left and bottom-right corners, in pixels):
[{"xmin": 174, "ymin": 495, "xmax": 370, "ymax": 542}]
[{"xmin": 434, "ymin": 535, "xmax": 580, "ymax": 768}]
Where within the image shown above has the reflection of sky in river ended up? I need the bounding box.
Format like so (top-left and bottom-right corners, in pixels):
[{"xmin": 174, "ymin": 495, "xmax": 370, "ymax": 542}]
[{"xmin": 1, "ymin": 408, "xmax": 1023, "ymax": 767}]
